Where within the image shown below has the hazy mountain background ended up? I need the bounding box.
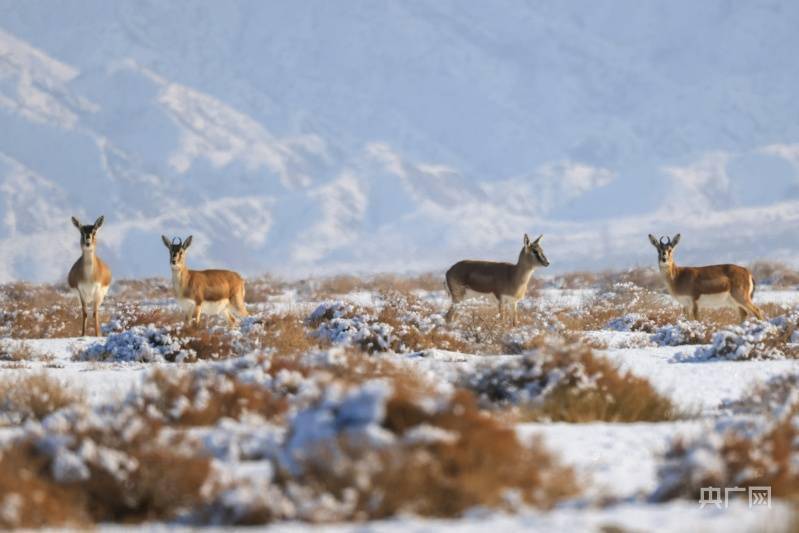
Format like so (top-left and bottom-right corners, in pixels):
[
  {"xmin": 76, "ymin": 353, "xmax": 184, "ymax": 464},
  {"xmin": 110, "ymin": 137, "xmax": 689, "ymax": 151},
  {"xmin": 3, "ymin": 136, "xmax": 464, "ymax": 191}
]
[{"xmin": 1, "ymin": 0, "xmax": 798, "ymax": 282}]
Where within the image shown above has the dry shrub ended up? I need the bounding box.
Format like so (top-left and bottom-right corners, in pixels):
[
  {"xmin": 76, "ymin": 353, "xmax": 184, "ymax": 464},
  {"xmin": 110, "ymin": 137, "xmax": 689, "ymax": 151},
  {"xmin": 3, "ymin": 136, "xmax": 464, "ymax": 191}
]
[
  {"xmin": 110, "ymin": 278, "xmax": 170, "ymax": 302},
  {"xmin": 0, "ymin": 408, "xmax": 213, "ymax": 526},
  {"xmin": 182, "ymin": 327, "xmax": 238, "ymax": 360},
  {"xmin": 272, "ymin": 384, "xmax": 577, "ymax": 521},
  {"xmin": 0, "ymin": 285, "xmax": 79, "ymax": 339},
  {"xmin": 0, "ymin": 341, "xmax": 37, "ymax": 361},
  {"xmin": 142, "ymin": 367, "xmax": 287, "ymax": 425},
  {"xmin": 655, "ymin": 416, "xmax": 799, "ymax": 503},
  {"xmin": 375, "ymin": 301, "xmax": 469, "ymax": 353},
  {"xmin": 309, "ymin": 295, "xmax": 469, "ymax": 354},
  {"xmin": 314, "ymin": 273, "xmax": 445, "ymax": 297},
  {"xmin": 0, "ymin": 373, "xmax": 83, "ymax": 423},
  {"xmin": 552, "ymin": 271, "xmax": 599, "ymax": 289},
  {"xmin": 656, "ymin": 372, "xmax": 799, "ymax": 503},
  {"xmin": 464, "ymin": 339, "xmax": 681, "ymax": 423},
  {"xmin": 245, "ymin": 275, "xmax": 289, "ymax": 303},
  {"xmin": 372, "ymin": 390, "xmax": 577, "ymax": 516},
  {"xmin": 253, "ymin": 314, "xmax": 320, "ymax": 356},
  {"xmin": 106, "ymin": 303, "xmax": 182, "ymax": 331},
  {"xmin": 751, "ymin": 261, "xmax": 799, "ymax": 288},
  {"xmin": 678, "ymin": 315, "xmax": 799, "ymax": 361},
  {"xmin": 0, "ymin": 444, "xmax": 90, "ymax": 528},
  {"xmin": 556, "ymin": 283, "xmax": 681, "ymax": 332}
]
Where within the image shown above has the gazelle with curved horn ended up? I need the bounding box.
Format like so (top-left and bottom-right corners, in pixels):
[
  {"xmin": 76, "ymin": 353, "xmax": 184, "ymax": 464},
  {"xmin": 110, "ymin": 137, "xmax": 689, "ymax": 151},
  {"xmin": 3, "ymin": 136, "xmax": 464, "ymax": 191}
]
[
  {"xmin": 445, "ymin": 233, "xmax": 550, "ymax": 326},
  {"xmin": 162, "ymin": 235, "xmax": 249, "ymax": 326},
  {"xmin": 648, "ymin": 233, "xmax": 764, "ymax": 321},
  {"xmin": 67, "ymin": 216, "xmax": 112, "ymax": 336}
]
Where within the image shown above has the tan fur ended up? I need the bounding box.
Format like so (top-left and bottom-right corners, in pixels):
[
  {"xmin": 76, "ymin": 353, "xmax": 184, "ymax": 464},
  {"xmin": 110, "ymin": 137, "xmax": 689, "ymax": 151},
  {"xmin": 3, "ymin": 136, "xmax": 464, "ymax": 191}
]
[
  {"xmin": 445, "ymin": 234, "xmax": 549, "ymax": 326},
  {"xmin": 164, "ymin": 235, "xmax": 248, "ymax": 326},
  {"xmin": 68, "ymin": 216, "xmax": 112, "ymax": 336},
  {"xmin": 649, "ymin": 234, "xmax": 764, "ymax": 321}
]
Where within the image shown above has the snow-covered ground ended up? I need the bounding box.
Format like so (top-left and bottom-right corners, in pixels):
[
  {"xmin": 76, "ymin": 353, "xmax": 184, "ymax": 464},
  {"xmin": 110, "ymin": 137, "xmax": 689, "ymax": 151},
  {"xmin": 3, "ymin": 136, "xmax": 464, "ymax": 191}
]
[{"xmin": 1, "ymin": 281, "xmax": 797, "ymax": 530}]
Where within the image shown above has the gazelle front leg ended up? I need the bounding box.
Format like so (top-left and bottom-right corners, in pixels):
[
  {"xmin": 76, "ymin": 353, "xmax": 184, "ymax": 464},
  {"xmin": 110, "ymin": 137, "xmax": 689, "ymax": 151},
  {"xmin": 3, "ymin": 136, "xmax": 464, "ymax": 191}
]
[
  {"xmin": 512, "ymin": 300, "xmax": 519, "ymax": 327},
  {"xmin": 93, "ymin": 300, "xmax": 102, "ymax": 336},
  {"xmin": 79, "ymin": 295, "xmax": 88, "ymax": 337},
  {"xmin": 691, "ymin": 300, "xmax": 700, "ymax": 321}
]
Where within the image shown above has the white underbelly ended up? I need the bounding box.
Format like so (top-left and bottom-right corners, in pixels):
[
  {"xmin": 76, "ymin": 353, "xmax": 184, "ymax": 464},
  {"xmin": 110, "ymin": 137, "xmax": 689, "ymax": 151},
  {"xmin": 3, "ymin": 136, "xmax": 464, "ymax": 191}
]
[
  {"xmin": 676, "ymin": 292, "xmax": 735, "ymax": 309},
  {"xmin": 179, "ymin": 298, "xmax": 230, "ymax": 316}
]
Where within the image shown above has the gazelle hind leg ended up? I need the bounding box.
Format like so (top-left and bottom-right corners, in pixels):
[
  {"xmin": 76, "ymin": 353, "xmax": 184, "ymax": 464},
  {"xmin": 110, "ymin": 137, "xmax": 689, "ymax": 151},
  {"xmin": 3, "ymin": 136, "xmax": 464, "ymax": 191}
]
[{"xmin": 732, "ymin": 290, "xmax": 764, "ymax": 321}]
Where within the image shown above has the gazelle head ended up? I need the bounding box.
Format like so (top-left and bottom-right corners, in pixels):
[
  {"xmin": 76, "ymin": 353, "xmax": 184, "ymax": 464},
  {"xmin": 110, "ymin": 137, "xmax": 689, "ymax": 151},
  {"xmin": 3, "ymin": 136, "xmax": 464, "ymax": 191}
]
[
  {"xmin": 648, "ymin": 233, "xmax": 681, "ymax": 268},
  {"xmin": 522, "ymin": 233, "xmax": 549, "ymax": 267},
  {"xmin": 162, "ymin": 235, "xmax": 193, "ymax": 271},
  {"xmin": 71, "ymin": 216, "xmax": 104, "ymax": 252}
]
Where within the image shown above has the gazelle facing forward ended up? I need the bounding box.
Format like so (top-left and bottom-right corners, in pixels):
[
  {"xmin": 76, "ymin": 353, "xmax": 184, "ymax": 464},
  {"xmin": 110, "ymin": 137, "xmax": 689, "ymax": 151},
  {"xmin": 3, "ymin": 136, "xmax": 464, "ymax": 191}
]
[
  {"xmin": 162, "ymin": 235, "xmax": 248, "ymax": 326},
  {"xmin": 648, "ymin": 234, "xmax": 764, "ymax": 321},
  {"xmin": 445, "ymin": 234, "xmax": 549, "ymax": 326},
  {"xmin": 68, "ymin": 216, "xmax": 112, "ymax": 336}
]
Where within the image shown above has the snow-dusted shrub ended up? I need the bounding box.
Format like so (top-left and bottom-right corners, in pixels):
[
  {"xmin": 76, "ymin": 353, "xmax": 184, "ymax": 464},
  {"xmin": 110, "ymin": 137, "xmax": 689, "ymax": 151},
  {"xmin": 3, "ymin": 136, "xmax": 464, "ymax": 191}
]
[
  {"xmin": 674, "ymin": 316, "xmax": 799, "ymax": 362},
  {"xmin": 461, "ymin": 338, "xmax": 679, "ymax": 422},
  {"xmin": 0, "ymin": 403, "xmax": 213, "ymax": 527},
  {"xmin": 606, "ymin": 313, "xmax": 657, "ymax": 333},
  {"xmin": 558, "ymin": 282, "xmax": 679, "ymax": 333},
  {"xmin": 76, "ymin": 325, "xmax": 191, "ymax": 363},
  {"xmin": 653, "ymin": 404, "xmax": 799, "ymax": 502},
  {"xmin": 720, "ymin": 373, "xmax": 799, "ymax": 417},
  {"xmin": 0, "ymin": 373, "xmax": 83, "ymax": 425},
  {"xmin": 208, "ymin": 383, "xmax": 577, "ymax": 524},
  {"xmin": 308, "ymin": 298, "xmax": 466, "ymax": 354},
  {"xmin": 651, "ymin": 320, "xmax": 710, "ymax": 346}
]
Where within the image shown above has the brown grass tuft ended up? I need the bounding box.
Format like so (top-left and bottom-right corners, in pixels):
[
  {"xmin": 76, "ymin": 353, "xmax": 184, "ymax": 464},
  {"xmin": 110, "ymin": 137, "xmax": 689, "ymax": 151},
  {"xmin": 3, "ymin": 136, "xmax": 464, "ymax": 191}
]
[
  {"xmin": 0, "ymin": 373, "xmax": 84, "ymax": 423},
  {"xmin": 465, "ymin": 339, "xmax": 681, "ymax": 422},
  {"xmin": 0, "ymin": 443, "xmax": 91, "ymax": 528},
  {"xmin": 142, "ymin": 367, "xmax": 287, "ymax": 425}
]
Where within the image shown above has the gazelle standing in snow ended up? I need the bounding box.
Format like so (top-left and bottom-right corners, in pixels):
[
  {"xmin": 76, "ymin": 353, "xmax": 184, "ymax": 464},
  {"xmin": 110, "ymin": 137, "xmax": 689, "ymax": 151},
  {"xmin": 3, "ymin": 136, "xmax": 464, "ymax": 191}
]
[
  {"xmin": 648, "ymin": 234, "xmax": 764, "ymax": 322},
  {"xmin": 161, "ymin": 235, "xmax": 249, "ymax": 327},
  {"xmin": 68, "ymin": 216, "xmax": 112, "ymax": 337},
  {"xmin": 445, "ymin": 233, "xmax": 549, "ymax": 326}
]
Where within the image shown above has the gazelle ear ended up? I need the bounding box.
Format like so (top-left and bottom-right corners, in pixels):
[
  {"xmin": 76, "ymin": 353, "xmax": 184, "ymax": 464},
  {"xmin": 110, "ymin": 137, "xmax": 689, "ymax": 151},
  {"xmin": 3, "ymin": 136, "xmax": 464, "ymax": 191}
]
[
  {"xmin": 648, "ymin": 234, "xmax": 659, "ymax": 247},
  {"xmin": 161, "ymin": 235, "xmax": 171, "ymax": 249},
  {"xmin": 671, "ymin": 233, "xmax": 681, "ymax": 247},
  {"xmin": 94, "ymin": 215, "xmax": 104, "ymax": 229},
  {"xmin": 534, "ymin": 234, "xmax": 543, "ymax": 244},
  {"xmin": 71, "ymin": 217, "xmax": 81, "ymax": 230},
  {"xmin": 523, "ymin": 233, "xmax": 530, "ymax": 247},
  {"xmin": 182, "ymin": 235, "xmax": 193, "ymax": 249}
]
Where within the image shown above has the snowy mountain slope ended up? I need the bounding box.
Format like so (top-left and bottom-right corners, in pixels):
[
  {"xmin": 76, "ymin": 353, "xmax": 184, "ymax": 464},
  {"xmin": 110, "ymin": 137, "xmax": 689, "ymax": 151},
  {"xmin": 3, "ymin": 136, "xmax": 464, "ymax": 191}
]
[{"xmin": 0, "ymin": 1, "xmax": 798, "ymax": 281}]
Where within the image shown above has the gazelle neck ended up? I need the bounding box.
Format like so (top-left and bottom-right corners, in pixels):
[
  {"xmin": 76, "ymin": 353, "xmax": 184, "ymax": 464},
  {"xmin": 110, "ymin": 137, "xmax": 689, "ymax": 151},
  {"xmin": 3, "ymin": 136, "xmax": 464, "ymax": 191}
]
[
  {"xmin": 171, "ymin": 264, "xmax": 189, "ymax": 293},
  {"xmin": 81, "ymin": 248, "xmax": 96, "ymax": 273},
  {"xmin": 514, "ymin": 250, "xmax": 536, "ymax": 284},
  {"xmin": 659, "ymin": 259, "xmax": 679, "ymax": 283}
]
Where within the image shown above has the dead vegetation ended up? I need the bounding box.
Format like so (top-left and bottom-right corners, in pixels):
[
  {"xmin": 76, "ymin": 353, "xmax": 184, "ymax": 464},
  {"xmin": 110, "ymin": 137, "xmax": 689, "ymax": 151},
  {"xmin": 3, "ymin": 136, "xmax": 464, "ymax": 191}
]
[
  {"xmin": 303, "ymin": 390, "xmax": 578, "ymax": 519},
  {"xmin": 463, "ymin": 339, "xmax": 681, "ymax": 423},
  {"xmin": 0, "ymin": 282, "xmax": 78, "ymax": 339},
  {"xmin": 0, "ymin": 415, "xmax": 212, "ymax": 527},
  {"xmin": 0, "ymin": 373, "xmax": 84, "ymax": 424},
  {"xmin": 138, "ymin": 366, "xmax": 288, "ymax": 426}
]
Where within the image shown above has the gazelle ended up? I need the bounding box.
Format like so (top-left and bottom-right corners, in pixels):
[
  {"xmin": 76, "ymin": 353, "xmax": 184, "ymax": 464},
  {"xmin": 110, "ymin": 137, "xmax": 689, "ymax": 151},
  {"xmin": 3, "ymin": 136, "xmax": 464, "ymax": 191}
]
[
  {"xmin": 161, "ymin": 235, "xmax": 248, "ymax": 326},
  {"xmin": 67, "ymin": 216, "xmax": 112, "ymax": 337},
  {"xmin": 648, "ymin": 234, "xmax": 764, "ymax": 321},
  {"xmin": 445, "ymin": 234, "xmax": 549, "ymax": 325}
]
